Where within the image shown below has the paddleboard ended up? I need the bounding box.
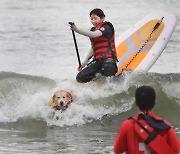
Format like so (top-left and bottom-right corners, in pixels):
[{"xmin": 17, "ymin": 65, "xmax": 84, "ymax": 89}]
[{"xmin": 115, "ymin": 10, "xmax": 177, "ymax": 76}]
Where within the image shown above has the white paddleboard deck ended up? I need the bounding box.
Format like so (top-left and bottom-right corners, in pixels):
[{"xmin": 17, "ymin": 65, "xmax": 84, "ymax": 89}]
[{"xmin": 115, "ymin": 10, "xmax": 177, "ymax": 76}]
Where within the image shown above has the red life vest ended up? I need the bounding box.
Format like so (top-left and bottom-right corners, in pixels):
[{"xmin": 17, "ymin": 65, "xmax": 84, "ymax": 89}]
[
  {"xmin": 90, "ymin": 22, "xmax": 117, "ymax": 61},
  {"xmin": 130, "ymin": 114, "xmax": 175, "ymax": 154}
]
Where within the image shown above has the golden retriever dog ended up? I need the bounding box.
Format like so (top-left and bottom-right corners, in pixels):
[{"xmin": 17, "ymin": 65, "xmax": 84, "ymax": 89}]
[{"xmin": 50, "ymin": 90, "xmax": 73, "ymax": 110}]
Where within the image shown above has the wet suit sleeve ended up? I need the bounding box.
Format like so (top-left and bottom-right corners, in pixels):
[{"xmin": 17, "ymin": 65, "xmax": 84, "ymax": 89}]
[
  {"xmin": 99, "ymin": 24, "xmax": 113, "ymax": 38},
  {"xmin": 76, "ymin": 24, "xmax": 112, "ymax": 38},
  {"xmin": 76, "ymin": 28, "xmax": 102, "ymax": 38}
]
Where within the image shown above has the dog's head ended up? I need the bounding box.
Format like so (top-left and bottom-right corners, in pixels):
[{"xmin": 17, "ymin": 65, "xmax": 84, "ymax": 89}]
[{"xmin": 50, "ymin": 90, "xmax": 73, "ymax": 110}]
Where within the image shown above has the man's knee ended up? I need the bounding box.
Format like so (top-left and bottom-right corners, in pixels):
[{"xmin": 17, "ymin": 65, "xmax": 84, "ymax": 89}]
[
  {"xmin": 102, "ymin": 63, "xmax": 117, "ymax": 76},
  {"xmin": 76, "ymin": 72, "xmax": 93, "ymax": 83},
  {"xmin": 76, "ymin": 72, "xmax": 85, "ymax": 83}
]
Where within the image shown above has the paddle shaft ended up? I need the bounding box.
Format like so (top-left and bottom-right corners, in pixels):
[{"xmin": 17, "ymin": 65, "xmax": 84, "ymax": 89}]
[{"xmin": 69, "ymin": 23, "xmax": 81, "ymax": 67}]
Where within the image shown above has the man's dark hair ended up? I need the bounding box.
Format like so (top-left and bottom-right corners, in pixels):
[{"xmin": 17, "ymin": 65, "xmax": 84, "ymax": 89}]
[
  {"xmin": 135, "ymin": 86, "xmax": 156, "ymax": 111},
  {"xmin": 90, "ymin": 8, "xmax": 105, "ymax": 18}
]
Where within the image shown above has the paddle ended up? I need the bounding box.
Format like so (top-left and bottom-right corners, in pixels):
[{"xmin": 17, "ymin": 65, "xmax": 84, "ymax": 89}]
[{"xmin": 68, "ymin": 22, "xmax": 81, "ymax": 67}]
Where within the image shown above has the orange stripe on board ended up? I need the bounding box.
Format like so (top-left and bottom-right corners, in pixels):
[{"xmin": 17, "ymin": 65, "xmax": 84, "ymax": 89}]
[
  {"xmin": 116, "ymin": 41, "xmax": 127, "ymax": 59},
  {"xmin": 140, "ymin": 20, "xmax": 164, "ymax": 40},
  {"xmin": 116, "ymin": 51, "xmax": 148, "ymax": 76},
  {"xmin": 133, "ymin": 32, "xmax": 156, "ymax": 47},
  {"xmin": 133, "ymin": 20, "xmax": 164, "ymax": 47}
]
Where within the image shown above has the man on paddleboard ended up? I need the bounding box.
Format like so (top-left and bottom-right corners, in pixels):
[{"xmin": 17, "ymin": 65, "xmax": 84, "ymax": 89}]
[
  {"xmin": 70, "ymin": 8, "xmax": 118, "ymax": 83},
  {"xmin": 114, "ymin": 86, "xmax": 180, "ymax": 154}
]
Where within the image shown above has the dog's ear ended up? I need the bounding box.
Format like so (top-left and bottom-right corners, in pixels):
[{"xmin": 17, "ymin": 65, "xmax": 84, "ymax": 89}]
[
  {"xmin": 66, "ymin": 92, "xmax": 73, "ymax": 103},
  {"xmin": 50, "ymin": 95, "xmax": 57, "ymax": 107},
  {"xmin": 52, "ymin": 94, "xmax": 56, "ymax": 101},
  {"xmin": 67, "ymin": 92, "xmax": 72, "ymax": 99}
]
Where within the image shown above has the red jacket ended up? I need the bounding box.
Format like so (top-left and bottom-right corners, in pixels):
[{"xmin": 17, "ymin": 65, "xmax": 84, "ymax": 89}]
[
  {"xmin": 90, "ymin": 22, "xmax": 117, "ymax": 61},
  {"xmin": 114, "ymin": 112, "xmax": 180, "ymax": 154}
]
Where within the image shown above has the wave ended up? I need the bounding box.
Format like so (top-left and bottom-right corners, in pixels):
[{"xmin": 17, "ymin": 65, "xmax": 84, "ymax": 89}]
[
  {"xmin": 0, "ymin": 71, "xmax": 180, "ymax": 128},
  {"xmin": 0, "ymin": 71, "xmax": 56, "ymax": 122}
]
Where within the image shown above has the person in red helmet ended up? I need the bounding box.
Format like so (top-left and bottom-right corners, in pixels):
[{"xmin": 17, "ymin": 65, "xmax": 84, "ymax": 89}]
[
  {"xmin": 114, "ymin": 86, "xmax": 180, "ymax": 154},
  {"xmin": 70, "ymin": 8, "xmax": 118, "ymax": 83}
]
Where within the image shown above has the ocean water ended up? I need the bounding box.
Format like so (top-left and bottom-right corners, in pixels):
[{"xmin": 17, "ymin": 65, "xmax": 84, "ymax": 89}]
[{"xmin": 0, "ymin": 0, "xmax": 180, "ymax": 153}]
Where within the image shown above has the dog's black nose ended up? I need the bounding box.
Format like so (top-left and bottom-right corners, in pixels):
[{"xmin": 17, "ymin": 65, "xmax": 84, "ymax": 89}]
[{"xmin": 60, "ymin": 101, "xmax": 64, "ymax": 106}]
